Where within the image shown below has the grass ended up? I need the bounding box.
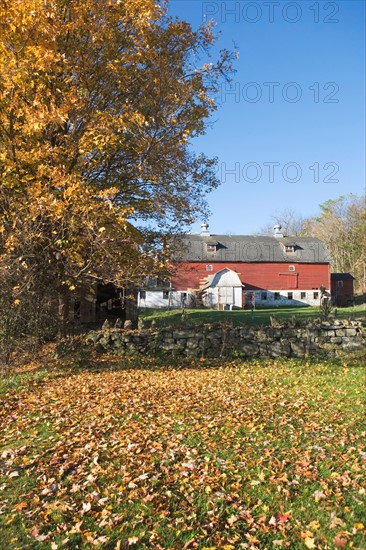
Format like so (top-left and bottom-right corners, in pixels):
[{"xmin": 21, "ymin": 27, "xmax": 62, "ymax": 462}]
[
  {"xmin": 0, "ymin": 367, "xmax": 51, "ymax": 394},
  {"xmin": 0, "ymin": 354, "xmax": 365, "ymax": 549},
  {"xmin": 138, "ymin": 304, "xmax": 366, "ymax": 328}
]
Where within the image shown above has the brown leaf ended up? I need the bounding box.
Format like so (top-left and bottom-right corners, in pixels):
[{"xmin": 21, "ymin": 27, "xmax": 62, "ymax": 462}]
[{"xmin": 334, "ymin": 534, "xmax": 347, "ymax": 548}]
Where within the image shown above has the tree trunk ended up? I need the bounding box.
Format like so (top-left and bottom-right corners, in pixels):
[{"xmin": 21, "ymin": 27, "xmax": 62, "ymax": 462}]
[{"xmin": 58, "ymin": 291, "xmax": 70, "ymax": 337}]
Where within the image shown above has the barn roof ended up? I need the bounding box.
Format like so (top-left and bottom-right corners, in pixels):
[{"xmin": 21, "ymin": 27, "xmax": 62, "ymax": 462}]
[
  {"xmin": 177, "ymin": 235, "xmax": 330, "ymax": 264},
  {"xmin": 201, "ymin": 268, "xmax": 243, "ymax": 290},
  {"xmin": 331, "ymin": 272, "xmax": 355, "ymax": 280}
]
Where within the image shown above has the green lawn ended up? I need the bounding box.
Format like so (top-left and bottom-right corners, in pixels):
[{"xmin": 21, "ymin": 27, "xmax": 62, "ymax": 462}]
[
  {"xmin": 0, "ymin": 355, "xmax": 365, "ymax": 549},
  {"xmin": 139, "ymin": 305, "xmax": 366, "ymax": 328}
]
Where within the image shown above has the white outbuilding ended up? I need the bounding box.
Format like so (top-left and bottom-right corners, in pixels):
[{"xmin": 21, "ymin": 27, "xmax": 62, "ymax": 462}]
[{"xmin": 201, "ymin": 268, "xmax": 243, "ymax": 309}]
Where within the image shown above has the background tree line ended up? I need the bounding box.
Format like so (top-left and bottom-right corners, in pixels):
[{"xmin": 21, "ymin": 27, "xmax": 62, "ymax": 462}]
[{"xmin": 258, "ymin": 194, "xmax": 366, "ymax": 296}]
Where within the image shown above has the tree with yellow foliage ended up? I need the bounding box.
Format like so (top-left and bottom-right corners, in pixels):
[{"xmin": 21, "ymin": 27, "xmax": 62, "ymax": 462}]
[{"xmin": 0, "ymin": 0, "xmax": 233, "ymax": 355}]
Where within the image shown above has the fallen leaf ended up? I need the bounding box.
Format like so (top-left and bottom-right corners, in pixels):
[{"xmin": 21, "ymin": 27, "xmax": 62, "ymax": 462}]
[
  {"xmin": 227, "ymin": 514, "xmax": 238, "ymax": 526},
  {"xmin": 13, "ymin": 501, "xmax": 28, "ymax": 511},
  {"xmin": 278, "ymin": 513, "xmax": 291, "ymax": 523},
  {"xmin": 82, "ymin": 501, "xmax": 91, "ymax": 513},
  {"xmin": 1, "ymin": 450, "xmax": 14, "ymax": 459},
  {"xmin": 334, "ymin": 534, "xmax": 347, "ymax": 548},
  {"xmin": 269, "ymin": 515, "xmax": 277, "ymax": 526},
  {"xmin": 35, "ymin": 534, "xmax": 49, "ymax": 542},
  {"xmin": 312, "ymin": 490, "xmax": 326, "ymax": 501},
  {"xmin": 304, "ymin": 536, "xmax": 316, "ymax": 549}
]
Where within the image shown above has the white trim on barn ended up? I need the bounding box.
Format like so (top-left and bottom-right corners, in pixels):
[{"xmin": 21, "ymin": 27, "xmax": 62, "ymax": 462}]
[
  {"xmin": 138, "ymin": 288, "xmax": 330, "ymax": 309},
  {"xmin": 138, "ymin": 290, "xmax": 195, "ymax": 309},
  {"xmin": 246, "ymin": 289, "xmax": 330, "ymax": 308}
]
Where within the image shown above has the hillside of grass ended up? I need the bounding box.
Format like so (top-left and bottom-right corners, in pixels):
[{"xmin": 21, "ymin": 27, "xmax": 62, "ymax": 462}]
[{"xmin": 138, "ymin": 305, "xmax": 366, "ymax": 328}]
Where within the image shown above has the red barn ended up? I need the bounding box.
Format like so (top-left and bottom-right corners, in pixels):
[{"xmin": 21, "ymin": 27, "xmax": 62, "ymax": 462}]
[
  {"xmin": 331, "ymin": 273, "xmax": 355, "ymax": 307},
  {"xmin": 139, "ymin": 224, "xmax": 331, "ymax": 309}
]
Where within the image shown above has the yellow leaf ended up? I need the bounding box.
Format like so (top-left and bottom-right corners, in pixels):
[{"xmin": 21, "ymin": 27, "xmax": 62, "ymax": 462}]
[
  {"xmin": 304, "ymin": 537, "xmax": 316, "ymax": 549},
  {"xmin": 227, "ymin": 514, "xmax": 238, "ymax": 527}
]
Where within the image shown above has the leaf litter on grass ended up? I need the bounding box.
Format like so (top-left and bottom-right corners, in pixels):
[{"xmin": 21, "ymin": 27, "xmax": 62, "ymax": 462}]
[{"xmin": 0, "ymin": 357, "xmax": 365, "ymax": 549}]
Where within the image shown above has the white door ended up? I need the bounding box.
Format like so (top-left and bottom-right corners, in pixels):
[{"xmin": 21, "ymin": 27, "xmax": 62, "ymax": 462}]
[{"xmin": 218, "ymin": 286, "xmax": 234, "ymax": 305}]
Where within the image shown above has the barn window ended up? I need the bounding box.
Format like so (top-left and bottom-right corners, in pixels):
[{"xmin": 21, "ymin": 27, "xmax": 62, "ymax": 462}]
[
  {"xmin": 288, "ymin": 292, "xmax": 293, "ymax": 300},
  {"xmin": 274, "ymin": 292, "xmax": 280, "ymax": 300},
  {"xmin": 313, "ymin": 292, "xmax": 319, "ymax": 299},
  {"xmin": 285, "ymin": 245, "xmax": 295, "ymax": 253},
  {"xmin": 163, "ymin": 291, "xmax": 169, "ymax": 299},
  {"xmin": 301, "ymin": 292, "xmax": 306, "ymax": 299},
  {"xmin": 139, "ymin": 290, "xmax": 146, "ymax": 300},
  {"xmin": 206, "ymin": 244, "xmax": 216, "ymax": 253},
  {"xmin": 261, "ymin": 292, "xmax": 267, "ymax": 300},
  {"xmin": 337, "ymin": 280, "xmax": 344, "ymax": 288},
  {"xmin": 206, "ymin": 265, "xmax": 213, "ymax": 271},
  {"xmin": 289, "ymin": 265, "xmax": 295, "ymax": 271}
]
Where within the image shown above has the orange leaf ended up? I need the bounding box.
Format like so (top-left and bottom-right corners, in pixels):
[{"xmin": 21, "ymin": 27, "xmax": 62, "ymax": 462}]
[
  {"xmin": 13, "ymin": 502, "xmax": 28, "ymax": 511},
  {"xmin": 278, "ymin": 513, "xmax": 291, "ymax": 523}
]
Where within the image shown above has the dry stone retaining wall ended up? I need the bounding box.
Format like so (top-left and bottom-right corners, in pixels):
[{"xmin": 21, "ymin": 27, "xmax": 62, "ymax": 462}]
[{"xmin": 87, "ymin": 319, "xmax": 366, "ymax": 359}]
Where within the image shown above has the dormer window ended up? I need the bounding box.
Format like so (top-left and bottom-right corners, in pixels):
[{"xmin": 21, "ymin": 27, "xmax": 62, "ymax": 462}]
[
  {"xmin": 207, "ymin": 244, "xmax": 216, "ymax": 253},
  {"xmin": 280, "ymin": 241, "xmax": 297, "ymax": 254}
]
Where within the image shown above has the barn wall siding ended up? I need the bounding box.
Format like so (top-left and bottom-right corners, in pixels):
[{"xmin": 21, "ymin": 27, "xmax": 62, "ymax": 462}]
[
  {"xmin": 331, "ymin": 280, "xmax": 354, "ymax": 296},
  {"xmin": 139, "ymin": 291, "xmax": 204, "ymax": 309},
  {"xmin": 331, "ymin": 278, "xmax": 355, "ymax": 306},
  {"xmin": 138, "ymin": 291, "xmax": 182, "ymax": 309},
  {"xmin": 248, "ymin": 289, "xmax": 323, "ymax": 307},
  {"xmin": 172, "ymin": 262, "xmax": 330, "ymax": 293},
  {"xmin": 140, "ymin": 288, "xmax": 325, "ymax": 309}
]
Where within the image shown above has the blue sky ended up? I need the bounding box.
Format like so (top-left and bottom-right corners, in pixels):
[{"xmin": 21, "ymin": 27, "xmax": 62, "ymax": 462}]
[{"xmin": 167, "ymin": 0, "xmax": 366, "ymax": 234}]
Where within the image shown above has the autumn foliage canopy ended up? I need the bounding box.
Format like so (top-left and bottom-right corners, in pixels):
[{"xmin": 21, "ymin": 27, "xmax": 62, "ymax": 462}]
[{"xmin": 0, "ymin": 0, "xmax": 232, "ymax": 347}]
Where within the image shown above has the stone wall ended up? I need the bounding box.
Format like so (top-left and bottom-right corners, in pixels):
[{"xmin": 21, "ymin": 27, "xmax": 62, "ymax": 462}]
[{"xmin": 87, "ymin": 319, "xmax": 366, "ymax": 359}]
